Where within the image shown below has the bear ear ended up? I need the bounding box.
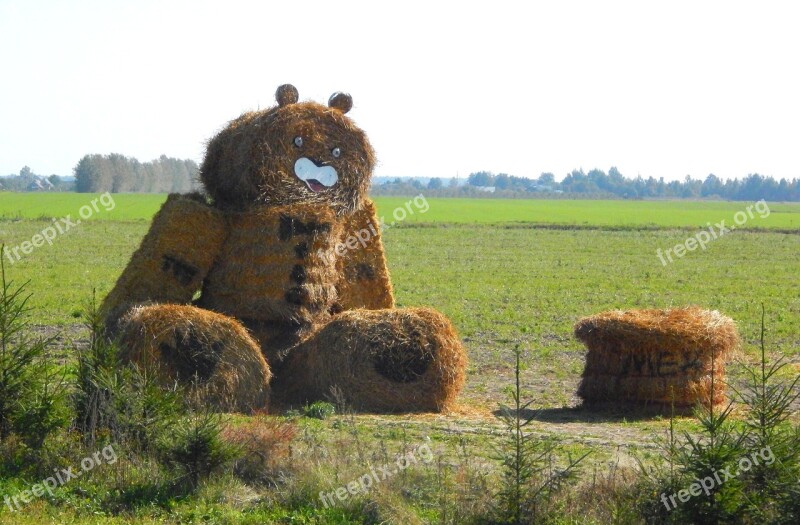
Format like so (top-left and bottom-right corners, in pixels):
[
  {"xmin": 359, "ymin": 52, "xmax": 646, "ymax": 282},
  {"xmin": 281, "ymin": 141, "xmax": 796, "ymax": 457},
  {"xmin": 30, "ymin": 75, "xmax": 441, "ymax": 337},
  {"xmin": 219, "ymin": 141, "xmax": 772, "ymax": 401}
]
[
  {"xmin": 328, "ymin": 92, "xmax": 353, "ymax": 114},
  {"xmin": 276, "ymin": 84, "xmax": 299, "ymax": 107}
]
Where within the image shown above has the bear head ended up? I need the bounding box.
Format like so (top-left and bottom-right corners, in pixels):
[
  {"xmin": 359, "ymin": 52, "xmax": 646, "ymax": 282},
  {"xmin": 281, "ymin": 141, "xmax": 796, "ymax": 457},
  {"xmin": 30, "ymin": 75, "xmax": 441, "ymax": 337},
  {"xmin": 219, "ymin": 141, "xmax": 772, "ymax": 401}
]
[{"xmin": 200, "ymin": 84, "xmax": 376, "ymax": 215}]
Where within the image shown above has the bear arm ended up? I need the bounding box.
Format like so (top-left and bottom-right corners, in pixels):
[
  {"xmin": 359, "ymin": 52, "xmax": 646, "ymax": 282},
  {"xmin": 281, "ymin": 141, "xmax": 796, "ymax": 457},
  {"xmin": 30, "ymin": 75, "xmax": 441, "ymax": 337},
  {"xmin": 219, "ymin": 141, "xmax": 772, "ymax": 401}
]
[
  {"xmin": 334, "ymin": 199, "xmax": 395, "ymax": 310},
  {"xmin": 100, "ymin": 193, "xmax": 228, "ymax": 328}
]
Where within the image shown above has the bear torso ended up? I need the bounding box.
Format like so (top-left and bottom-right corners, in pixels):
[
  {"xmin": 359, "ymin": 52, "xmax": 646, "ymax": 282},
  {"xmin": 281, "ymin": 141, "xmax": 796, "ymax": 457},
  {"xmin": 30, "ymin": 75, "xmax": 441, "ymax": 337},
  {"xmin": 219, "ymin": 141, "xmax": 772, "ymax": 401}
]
[{"xmin": 198, "ymin": 203, "xmax": 344, "ymax": 359}]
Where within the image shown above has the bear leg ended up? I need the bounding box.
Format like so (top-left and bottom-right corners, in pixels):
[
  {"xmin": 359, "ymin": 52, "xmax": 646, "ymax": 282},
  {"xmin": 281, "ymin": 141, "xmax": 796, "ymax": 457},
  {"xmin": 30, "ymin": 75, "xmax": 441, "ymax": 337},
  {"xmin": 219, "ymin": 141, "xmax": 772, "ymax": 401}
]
[
  {"xmin": 273, "ymin": 308, "xmax": 466, "ymax": 412},
  {"xmin": 116, "ymin": 304, "xmax": 271, "ymax": 413}
]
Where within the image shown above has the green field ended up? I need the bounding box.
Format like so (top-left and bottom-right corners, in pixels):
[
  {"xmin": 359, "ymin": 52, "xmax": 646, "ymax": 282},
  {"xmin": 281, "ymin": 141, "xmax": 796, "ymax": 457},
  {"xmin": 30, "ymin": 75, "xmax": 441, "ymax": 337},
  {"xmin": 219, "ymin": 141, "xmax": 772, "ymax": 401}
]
[
  {"xmin": 0, "ymin": 193, "xmax": 798, "ymax": 523},
  {"xmin": 2, "ymin": 192, "xmax": 800, "ymax": 229}
]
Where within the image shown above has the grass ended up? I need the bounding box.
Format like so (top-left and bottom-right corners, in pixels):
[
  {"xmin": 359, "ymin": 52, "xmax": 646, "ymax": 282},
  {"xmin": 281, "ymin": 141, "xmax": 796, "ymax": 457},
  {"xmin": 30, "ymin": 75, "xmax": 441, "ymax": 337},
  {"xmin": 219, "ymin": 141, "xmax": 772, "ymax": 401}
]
[
  {"xmin": 0, "ymin": 193, "xmax": 164, "ymax": 222},
  {"xmin": 0, "ymin": 193, "xmax": 798, "ymax": 523},
  {"xmin": 2, "ymin": 193, "xmax": 800, "ymax": 229}
]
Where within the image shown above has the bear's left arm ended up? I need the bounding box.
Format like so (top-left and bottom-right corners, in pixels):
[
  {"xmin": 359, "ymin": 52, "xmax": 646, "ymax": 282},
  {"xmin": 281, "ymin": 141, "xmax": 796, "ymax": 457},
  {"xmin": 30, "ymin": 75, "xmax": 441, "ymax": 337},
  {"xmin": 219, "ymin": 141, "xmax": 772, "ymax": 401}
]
[
  {"xmin": 100, "ymin": 193, "xmax": 228, "ymax": 328},
  {"xmin": 334, "ymin": 199, "xmax": 395, "ymax": 310}
]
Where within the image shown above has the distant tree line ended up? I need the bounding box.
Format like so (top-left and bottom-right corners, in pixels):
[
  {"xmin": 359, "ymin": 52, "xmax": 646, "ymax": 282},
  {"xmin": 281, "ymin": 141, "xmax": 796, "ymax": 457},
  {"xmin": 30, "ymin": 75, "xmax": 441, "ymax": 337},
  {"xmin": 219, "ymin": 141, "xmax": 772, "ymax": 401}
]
[
  {"xmin": 555, "ymin": 168, "xmax": 800, "ymax": 201},
  {"xmin": 371, "ymin": 168, "xmax": 800, "ymax": 201},
  {"xmin": 74, "ymin": 154, "xmax": 201, "ymax": 193}
]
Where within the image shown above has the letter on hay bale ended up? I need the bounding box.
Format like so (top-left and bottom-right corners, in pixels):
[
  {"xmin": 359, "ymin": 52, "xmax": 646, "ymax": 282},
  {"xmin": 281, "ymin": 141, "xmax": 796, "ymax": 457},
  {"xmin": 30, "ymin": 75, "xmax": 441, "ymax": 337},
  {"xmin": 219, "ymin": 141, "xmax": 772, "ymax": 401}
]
[
  {"xmin": 118, "ymin": 304, "xmax": 271, "ymax": 413},
  {"xmin": 273, "ymin": 308, "xmax": 466, "ymax": 412},
  {"xmin": 574, "ymin": 306, "xmax": 739, "ymax": 409}
]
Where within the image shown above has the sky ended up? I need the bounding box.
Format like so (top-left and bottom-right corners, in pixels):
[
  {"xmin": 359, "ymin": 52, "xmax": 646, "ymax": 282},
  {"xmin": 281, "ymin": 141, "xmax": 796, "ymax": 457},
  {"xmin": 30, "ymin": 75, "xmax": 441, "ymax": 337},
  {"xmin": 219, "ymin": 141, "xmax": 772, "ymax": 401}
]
[{"xmin": 1, "ymin": 0, "xmax": 798, "ymax": 182}]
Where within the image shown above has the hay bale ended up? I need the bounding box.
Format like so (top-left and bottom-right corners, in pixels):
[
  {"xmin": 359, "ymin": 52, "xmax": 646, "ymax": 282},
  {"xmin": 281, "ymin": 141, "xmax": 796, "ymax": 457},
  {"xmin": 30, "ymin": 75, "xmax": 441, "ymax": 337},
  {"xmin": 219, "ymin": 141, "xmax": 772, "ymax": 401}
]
[
  {"xmin": 118, "ymin": 304, "xmax": 271, "ymax": 413},
  {"xmin": 273, "ymin": 308, "xmax": 467, "ymax": 412},
  {"xmin": 574, "ymin": 306, "xmax": 739, "ymax": 409}
]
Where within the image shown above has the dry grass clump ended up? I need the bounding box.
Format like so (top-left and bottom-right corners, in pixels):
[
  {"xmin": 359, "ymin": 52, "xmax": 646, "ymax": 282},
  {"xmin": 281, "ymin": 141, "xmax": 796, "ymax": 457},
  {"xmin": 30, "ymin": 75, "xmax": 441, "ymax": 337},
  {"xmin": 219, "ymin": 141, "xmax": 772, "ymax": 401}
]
[
  {"xmin": 274, "ymin": 308, "xmax": 467, "ymax": 413},
  {"xmin": 117, "ymin": 304, "xmax": 271, "ymax": 413},
  {"xmin": 221, "ymin": 416, "xmax": 297, "ymax": 484},
  {"xmin": 574, "ymin": 306, "xmax": 740, "ymax": 409}
]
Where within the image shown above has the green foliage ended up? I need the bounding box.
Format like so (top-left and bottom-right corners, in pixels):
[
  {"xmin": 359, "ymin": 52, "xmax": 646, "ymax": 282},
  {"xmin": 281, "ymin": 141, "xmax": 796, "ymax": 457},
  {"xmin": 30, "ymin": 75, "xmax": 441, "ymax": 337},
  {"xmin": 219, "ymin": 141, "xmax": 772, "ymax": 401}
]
[
  {"xmin": 73, "ymin": 293, "xmax": 118, "ymax": 444},
  {"xmin": 12, "ymin": 361, "xmax": 70, "ymax": 450},
  {"xmin": 73, "ymin": 295, "xmax": 184, "ymax": 452},
  {"xmin": 671, "ymin": 396, "xmax": 746, "ymax": 523},
  {"xmin": 427, "ymin": 177, "xmax": 444, "ymax": 190},
  {"xmin": 0, "ymin": 253, "xmax": 67, "ymax": 450},
  {"xmin": 159, "ymin": 411, "xmax": 237, "ymax": 490},
  {"xmin": 304, "ymin": 401, "xmax": 336, "ymax": 420},
  {"xmin": 733, "ymin": 305, "xmax": 800, "ymax": 523}
]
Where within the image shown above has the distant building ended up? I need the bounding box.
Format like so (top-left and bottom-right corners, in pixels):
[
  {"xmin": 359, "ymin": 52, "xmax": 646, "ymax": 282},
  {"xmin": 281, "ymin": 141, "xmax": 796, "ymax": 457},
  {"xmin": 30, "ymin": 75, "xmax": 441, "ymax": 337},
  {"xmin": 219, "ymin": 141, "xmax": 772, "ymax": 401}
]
[{"xmin": 27, "ymin": 177, "xmax": 54, "ymax": 191}]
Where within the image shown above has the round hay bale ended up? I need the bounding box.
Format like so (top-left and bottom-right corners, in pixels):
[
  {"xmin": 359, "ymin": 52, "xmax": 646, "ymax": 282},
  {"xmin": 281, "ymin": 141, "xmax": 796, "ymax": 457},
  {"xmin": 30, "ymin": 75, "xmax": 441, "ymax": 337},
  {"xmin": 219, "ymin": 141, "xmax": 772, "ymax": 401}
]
[
  {"xmin": 118, "ymin": 304, "xmax": 271, "ymax": 413},
  {"xmin": 574, "ymin": 306, "xmax": 739, "ymax": 410},
  {"xmin": 273, "ymin": 308, "xmax": 467, "ymax": 412}
]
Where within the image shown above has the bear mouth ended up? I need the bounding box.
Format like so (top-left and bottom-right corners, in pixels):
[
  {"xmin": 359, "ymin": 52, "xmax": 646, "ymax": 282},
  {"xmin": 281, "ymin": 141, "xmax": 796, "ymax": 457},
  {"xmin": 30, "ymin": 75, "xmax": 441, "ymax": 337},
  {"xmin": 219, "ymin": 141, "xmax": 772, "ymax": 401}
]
[
  {"xmin": 304, "ymin": 179, "xmax": 326, "ymax": 193},
  {"xmin": 294, "ymin": 157, "xmax": 338, "ymax": 193}
]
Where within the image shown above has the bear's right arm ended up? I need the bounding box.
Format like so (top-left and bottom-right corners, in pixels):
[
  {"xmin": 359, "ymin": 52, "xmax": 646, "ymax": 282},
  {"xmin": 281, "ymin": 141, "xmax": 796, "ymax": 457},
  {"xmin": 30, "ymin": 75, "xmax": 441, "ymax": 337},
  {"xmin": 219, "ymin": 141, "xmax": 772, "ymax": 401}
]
[{"xmin": 100, "ymin": 193, "xmax": 228, "ymax": 330}]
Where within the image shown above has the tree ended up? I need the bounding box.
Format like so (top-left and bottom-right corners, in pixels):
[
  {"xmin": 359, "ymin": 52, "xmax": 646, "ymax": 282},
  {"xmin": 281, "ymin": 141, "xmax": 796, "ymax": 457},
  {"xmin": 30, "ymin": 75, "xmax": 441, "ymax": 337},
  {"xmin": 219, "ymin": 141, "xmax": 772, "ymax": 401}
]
[
  {"xmin": 682, "ymin": 174, "xmax": 701, "ymax": 198},
  {"xmin": 427, "ymin": 177, "xmax": 443, "ymax": 190},
  {"xmin": 74, "ymin": 153, "xmax": 200, "ymax": 193},
  {"xmin": 495, "ymin": 173, "xmax": 510, "ymax": 190},
  {"xmin": 701, "ymin": 174, "xmax": 723, "ymax": 197},
  {"xmin": 468, "ymin": 171, "xmax": 495, "ymax": 187},
  {"xmin": 537, "ymin": 172, "xmax": 555, "ymax": 186}
]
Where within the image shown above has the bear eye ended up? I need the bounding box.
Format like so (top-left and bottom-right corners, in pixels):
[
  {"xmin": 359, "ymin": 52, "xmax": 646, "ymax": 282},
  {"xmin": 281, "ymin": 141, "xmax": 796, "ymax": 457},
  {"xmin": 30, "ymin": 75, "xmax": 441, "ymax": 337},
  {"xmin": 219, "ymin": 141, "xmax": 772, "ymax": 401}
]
[
  {"xmin": 293, "ymin": 136, "xmax": 303, "ymax": 148},
  {"xmin": 331, "ymin": 147, "xmax": 341, "ymax": 158}
]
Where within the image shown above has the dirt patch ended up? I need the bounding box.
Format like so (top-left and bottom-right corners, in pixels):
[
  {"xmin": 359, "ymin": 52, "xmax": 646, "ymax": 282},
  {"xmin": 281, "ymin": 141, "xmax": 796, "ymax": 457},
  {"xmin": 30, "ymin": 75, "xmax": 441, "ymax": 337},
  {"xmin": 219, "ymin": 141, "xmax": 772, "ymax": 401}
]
[{"xmin": 29, "ymin": 323, "xmax": 89, "ymax": 364}]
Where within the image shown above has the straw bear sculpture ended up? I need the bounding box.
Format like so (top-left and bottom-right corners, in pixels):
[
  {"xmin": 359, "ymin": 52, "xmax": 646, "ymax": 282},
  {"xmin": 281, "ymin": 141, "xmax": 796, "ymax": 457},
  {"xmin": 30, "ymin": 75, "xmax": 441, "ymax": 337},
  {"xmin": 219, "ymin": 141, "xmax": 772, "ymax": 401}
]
[{"xmin": 101, "ymin": 84, "xmax": 466, "ymax": 413}]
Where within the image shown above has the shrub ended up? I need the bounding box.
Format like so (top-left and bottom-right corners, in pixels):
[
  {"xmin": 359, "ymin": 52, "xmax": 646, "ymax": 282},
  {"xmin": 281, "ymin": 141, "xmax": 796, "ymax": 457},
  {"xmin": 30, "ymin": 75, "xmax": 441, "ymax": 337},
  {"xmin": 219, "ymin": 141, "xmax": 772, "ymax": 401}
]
[
  {"xmin": 159, "ymin": 411, "xmax": 237, "ymax": 490},
  {"xmin": 304, "ymin": 401, "xmax": 336, "ymax": 420},
  {"xmin": 492, "ymin": 344, "xmax": 589, "ymax": 524},
  {"xmin": 73, "ymin": 294, "xmax": 184, "ymax": 452},
  {"xmin": 734, "ymin": 306, "xmax": 800, "ymax": 523},
  {"xmin": 0, "ymin": 253, "xmax": 68, "ymax": 450},
  {"xmin": 73, "ymin": 292, "xmax": 119, "ymax": 444}
]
